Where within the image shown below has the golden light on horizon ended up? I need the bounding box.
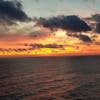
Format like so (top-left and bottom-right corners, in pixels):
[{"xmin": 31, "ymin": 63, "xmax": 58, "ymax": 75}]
[{"xmin": 0, "ymin": 44, "xmax": 100, "ymax": 57}]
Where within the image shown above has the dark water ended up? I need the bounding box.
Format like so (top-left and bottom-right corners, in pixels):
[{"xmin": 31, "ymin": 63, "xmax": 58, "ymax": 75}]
[{"xmin": 0, "ymin": 56, "xmax": 100, "ymax": 100}]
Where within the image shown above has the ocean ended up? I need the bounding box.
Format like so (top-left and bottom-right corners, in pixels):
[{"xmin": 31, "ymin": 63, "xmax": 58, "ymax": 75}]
[{"xmin": 0, "ymin": 56, "xmax": 100, "ymax": 100}]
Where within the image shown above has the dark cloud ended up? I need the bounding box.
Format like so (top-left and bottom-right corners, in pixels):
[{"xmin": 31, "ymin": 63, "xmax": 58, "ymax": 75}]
[
  {"xmin": 0, "ymin": 0, "xmax": 31, "ymax": 25},
  {"xmin": 91, "ymin": 14, "xmax": 100, "ymax": 22},
  {"xmin": 44, "ymin": 44, "xmax": 63, "ymax": 48},
  {"xmin": 91, "ymin": 14, "xmax": 100, "ymax": 33},
  {"xmin": 24, "ymin": 43, "xmax": 63, "ymax": 49},
  {"xmin": 67, "ymin": 33, "xmax": 92, "ymax": 42},
  {"xmin": 77, "ymin": 34, "xmax": 92, "ymax": 42},
  {"xmin": 95, "ymin": 22, "xmax": 100, "ymax": 33},
  {"xmin": 35, "ymin": 15, "xmax": 91, "ymax": 32},
  {"xmin": 84, "ymin": 14, "xmax": 100, "ymax": 33},
  {"xmin": 0, "ymin": 48, "xmax": 27, "ymax": 52}
]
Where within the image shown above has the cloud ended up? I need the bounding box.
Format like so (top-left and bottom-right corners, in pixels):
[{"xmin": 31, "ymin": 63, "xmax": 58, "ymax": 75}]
[
  {"xmin": 35, "ymin": 15, "xmax": 91, "ymax": 32},
  {"xmin": 90, "ymin": 14, "xmax": 100, "ymax": 33},
  {"xmin": 29, "ymin": 28, "xmax": 52, "ymax": 38},
  {"xmin": 29, "ymin": 31, "xmax": 50, "ymax": 38},
  {"xmin": 77, "ymin": 34, "xmax": 92, "ymax": 42},
  {"xmin": 95, "ymin": 22, "xmax": 100, "ymax": 33},
  {"xmin": 84, "ymin": 13, "xmax": 100, "ymax": 34},
  {"xmin": 43, "ymin": 44, "xmax": 63, "ymax": 48},
  {"xmin": 67, "ymin": 33, "xmax": 92, "ymax": 42},
  {"xmin": 24, "ymin": 43, "xmax": 63, "ymax": 49},
  {"xmin": 0, "ymin": 0, "xmax": 31, "ymax": 25},
  {"xmin": 0, "ymin": 48, "xmax": 27, "ymax": 52},
  {"xmin": 34, "ymin": 15, "xmax": 93, "ymax": 42},
  {"xmin": 91, "ymin": 14, "xmax": 100, "ymax": 22}
]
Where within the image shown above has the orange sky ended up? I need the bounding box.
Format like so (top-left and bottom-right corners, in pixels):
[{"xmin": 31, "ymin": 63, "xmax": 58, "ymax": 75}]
[{"xmin": 0, "ymin": 30, "xmax": 100, "ymax": 57}]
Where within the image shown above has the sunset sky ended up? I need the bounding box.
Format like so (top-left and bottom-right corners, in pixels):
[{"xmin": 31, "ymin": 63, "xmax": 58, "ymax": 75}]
[{"xmin": 0, "ymin": 0, "xmax": 100, "ymax": 57}]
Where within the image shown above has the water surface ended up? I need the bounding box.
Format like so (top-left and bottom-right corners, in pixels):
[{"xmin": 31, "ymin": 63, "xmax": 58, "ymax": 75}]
[{"xmin": 0, "ymin": 56, "xmax": 100, "ymax": 100}]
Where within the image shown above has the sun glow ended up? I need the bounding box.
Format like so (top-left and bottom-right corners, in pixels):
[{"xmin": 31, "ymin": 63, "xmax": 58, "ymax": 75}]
[{"xmin": 55, "ymin": 29, "xmax": 67, "ymax": 37}]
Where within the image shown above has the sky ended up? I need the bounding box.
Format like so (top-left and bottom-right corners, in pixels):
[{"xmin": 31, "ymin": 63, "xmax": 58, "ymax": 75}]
[
  {"xmin": 22, "ymin": 0, "xmax": 100, "ymax": 17},
  {"xmin": 0, "ymin": 0, "xmax": 100, "ymax": 57}
]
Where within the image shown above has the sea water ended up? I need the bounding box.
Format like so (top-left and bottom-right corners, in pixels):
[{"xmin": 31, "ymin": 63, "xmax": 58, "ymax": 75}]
[{"xmin": 0, "ymin": 56, "xmax": 100, "ymax": 100}]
